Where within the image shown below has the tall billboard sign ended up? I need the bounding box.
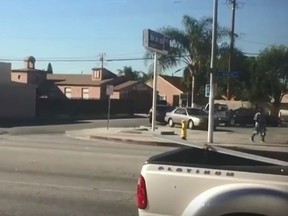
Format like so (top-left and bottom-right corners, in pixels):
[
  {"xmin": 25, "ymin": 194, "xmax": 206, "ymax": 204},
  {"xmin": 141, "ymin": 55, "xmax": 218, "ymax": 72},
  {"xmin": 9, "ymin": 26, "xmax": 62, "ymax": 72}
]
[{"xmin": 143, "ymin": 29, "xmax": 170, "ymax": 55}]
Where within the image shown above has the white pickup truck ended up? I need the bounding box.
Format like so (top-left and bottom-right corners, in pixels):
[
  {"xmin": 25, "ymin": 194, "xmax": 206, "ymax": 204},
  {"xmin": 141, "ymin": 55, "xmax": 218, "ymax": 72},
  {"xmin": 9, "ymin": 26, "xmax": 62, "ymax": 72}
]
[
  {"xmin": 137, "ymin": 143, "xmax": 288, "ymax": 216},
  {"xmin": 204, "ymin": 103, "xmax": 231, "ymax": 126}
]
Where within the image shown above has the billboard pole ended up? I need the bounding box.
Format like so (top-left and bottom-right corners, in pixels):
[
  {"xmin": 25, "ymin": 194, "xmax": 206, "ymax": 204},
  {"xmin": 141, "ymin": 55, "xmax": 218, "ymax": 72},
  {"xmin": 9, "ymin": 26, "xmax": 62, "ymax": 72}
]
[
  {"xmin": 142, "ymin": 29, "xmax": 170, "ymax": 131},
  {"xmin": 208, "ymin": 0, "xmax": 218, "ymax": 143},
  {"xmin": 151, "ymin": 52, "xmax": 158, "ymax": 131}
]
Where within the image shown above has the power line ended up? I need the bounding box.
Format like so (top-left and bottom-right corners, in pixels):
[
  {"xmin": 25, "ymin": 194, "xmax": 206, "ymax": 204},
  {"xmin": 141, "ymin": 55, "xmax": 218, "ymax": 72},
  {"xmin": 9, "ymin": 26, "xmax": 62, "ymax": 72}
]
[
  {"xmin": 0, "ymin": 52, "xmax": 262, "ymax": 63},
  {"xmin": 0, "ymin": 57, "xmax": 154, "ymax": 62},
  {"xmin": 242, "ymin": 52, "xmax": 259, "ymax": 56},
  {"xmin": 237, "ymin": 38, "xmax": 275, "ymax": 47}
]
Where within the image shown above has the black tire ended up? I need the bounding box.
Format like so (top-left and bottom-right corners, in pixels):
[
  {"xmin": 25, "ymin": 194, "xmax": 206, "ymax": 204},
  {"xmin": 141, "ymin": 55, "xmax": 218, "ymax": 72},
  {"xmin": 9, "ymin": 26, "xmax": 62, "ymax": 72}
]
[
  {"xmin": 168, "ymin": 118, "xmax": 174, "ymax": 127},
  {"xmin": 188, "ymin": 120, "xmax": 194, "ymax": 130}
]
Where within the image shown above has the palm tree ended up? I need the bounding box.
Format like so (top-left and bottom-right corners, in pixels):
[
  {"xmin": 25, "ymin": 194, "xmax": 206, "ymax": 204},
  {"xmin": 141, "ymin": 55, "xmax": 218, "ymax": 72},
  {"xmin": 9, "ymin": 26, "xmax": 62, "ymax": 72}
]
[{"xmin": 145, "ymin": 15, "xmax": 228, "ymax": 106}]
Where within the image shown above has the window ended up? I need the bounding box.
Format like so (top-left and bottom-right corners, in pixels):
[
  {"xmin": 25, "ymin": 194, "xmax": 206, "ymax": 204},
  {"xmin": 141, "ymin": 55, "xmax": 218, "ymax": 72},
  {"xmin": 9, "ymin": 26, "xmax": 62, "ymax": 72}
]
[
  {"xmin": 159, "ymin": 95, "xmax": 167, "ymax": 101},
  {"xmin": 174, "ymin": 108, "xmax": 186, "ymax": 115},
  {"xmin": 82, "ymin": 88, "xmax": 89, "ymax": 99},
  {"xmin": 187, "ymin": 108, "xmax": 207, "ymax": 116},
  {"xmin": 64, "ymin": 87, "xmax": 72, "ymax": 98},
  {"xmin": 93, "ymin": 70, "xmax": 101, "ymax": 79}
]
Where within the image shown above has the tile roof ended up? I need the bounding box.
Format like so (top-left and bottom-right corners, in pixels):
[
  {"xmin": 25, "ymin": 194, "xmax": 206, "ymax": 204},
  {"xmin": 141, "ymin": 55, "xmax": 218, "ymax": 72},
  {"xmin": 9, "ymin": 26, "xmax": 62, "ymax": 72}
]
[
  {"xmin": 46, "ymin": 74, "xmax": 112, "ymax": 86},
  {"xmin": 114, "ymin": 80, "xmax": 139, "ymax": 91},
  {"xmin": 11, "ymin": 68, "xmax": 46, "ymax": 73},
  {"xmin": 46, "ymin": 73, "xmax": 131, "ymax": 87},
  {"xmin": 159, "ymin": 75, "xmax": 189, "ymax": 92}
]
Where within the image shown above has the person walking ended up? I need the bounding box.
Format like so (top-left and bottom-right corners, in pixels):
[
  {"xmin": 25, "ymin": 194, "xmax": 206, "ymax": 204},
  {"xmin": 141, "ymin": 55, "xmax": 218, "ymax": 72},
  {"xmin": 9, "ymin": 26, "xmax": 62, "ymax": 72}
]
[{"xmin": 251, "ymin": 108, "xmax": 266, "ymax": 142}]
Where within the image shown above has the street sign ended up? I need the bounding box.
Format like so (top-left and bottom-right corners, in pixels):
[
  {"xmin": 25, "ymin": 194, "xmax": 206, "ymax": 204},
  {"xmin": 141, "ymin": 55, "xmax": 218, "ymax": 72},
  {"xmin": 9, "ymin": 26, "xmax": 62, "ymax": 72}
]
[
  {"xmin": 205, "ymin": 84, "xmax": 210, "ymax": 97},
  {"xmin": 215, "ymin": 71, "xmax": 239, "ymax": 78},
  {"xmin": 106, "ymin": 85, "xmax": 114, "ymax": 96},
  {"xmin": 143, "ymin": 29, "xmax": 170, "ymax": 55}
]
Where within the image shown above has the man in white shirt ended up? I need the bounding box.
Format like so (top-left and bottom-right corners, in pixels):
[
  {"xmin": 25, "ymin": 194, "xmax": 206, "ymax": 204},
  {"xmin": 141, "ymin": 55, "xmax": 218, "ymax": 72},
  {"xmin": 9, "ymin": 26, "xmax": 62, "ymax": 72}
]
[{"xmin": 250, "ymin": 108, "xmax": 266, "ymax": 143}]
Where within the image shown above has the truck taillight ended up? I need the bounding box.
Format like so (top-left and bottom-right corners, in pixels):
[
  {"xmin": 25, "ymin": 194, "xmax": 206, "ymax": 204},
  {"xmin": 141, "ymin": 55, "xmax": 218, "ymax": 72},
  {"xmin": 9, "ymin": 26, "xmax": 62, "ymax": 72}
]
[{"xmin": 137, "ymin": 175, "xmax": 147, "ymax": 209}]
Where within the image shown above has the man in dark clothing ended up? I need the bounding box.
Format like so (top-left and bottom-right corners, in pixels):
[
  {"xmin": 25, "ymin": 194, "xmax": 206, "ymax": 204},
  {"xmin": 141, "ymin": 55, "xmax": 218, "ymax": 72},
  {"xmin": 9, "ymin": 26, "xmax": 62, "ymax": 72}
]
[{"xmin": 251, "ymin": 109, "xmax": 266, "ymax": 142}]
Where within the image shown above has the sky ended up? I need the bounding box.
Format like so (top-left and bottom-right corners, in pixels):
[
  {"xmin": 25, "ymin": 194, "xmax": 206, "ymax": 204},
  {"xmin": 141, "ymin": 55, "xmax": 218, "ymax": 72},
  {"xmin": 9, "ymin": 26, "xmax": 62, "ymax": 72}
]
[{"xmin": 0, "ymin": 0, "xmax": 287, "ymax": 75}]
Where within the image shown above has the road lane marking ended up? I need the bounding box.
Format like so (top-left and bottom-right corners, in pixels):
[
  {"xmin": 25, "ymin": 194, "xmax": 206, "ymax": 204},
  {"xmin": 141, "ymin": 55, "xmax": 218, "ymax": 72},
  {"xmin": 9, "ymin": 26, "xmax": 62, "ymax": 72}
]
[{"xmin": 0, "ymin": 179, "xmax": 134, "ymax": 194}]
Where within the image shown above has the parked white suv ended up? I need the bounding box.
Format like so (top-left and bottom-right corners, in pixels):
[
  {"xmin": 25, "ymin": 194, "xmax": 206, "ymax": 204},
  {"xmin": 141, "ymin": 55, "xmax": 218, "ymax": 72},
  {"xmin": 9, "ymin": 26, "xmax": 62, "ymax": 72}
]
[{"xmin": 204, "ymin": 103, "xmax": 230, "ymax": 126}]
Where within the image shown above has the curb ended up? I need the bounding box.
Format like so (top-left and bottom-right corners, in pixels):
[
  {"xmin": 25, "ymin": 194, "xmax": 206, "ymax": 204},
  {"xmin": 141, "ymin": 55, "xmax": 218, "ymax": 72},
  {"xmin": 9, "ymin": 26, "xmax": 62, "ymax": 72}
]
[{"xmin": 89, "ymin": 135, "xmax": 182, "ymax": 147}]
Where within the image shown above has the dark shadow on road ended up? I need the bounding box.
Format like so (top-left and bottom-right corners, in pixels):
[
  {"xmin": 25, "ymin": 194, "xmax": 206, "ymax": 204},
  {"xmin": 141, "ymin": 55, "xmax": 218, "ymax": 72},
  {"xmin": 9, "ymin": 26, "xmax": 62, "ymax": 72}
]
[
  {"xmin": 215, "ymin": 128, "xmax": 235, "ymax": 132},
  {"xmin": 0, "ymin": 119, "xmax": 90, "ymax": 128},
  {"xmin": 0, "ymin": 114, "xmax": 148, "ymax": 128}
]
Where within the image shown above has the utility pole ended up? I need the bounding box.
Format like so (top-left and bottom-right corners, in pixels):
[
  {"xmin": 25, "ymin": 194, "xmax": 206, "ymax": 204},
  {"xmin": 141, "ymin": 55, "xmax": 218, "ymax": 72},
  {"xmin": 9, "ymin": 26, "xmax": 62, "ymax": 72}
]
[
  {"xmin": 99, "ymin": 53, "xmax": 106, "ymax": 70},
  {"xmin": 227, "ymin": 0, "xmax": 237, "ymax": 100}
]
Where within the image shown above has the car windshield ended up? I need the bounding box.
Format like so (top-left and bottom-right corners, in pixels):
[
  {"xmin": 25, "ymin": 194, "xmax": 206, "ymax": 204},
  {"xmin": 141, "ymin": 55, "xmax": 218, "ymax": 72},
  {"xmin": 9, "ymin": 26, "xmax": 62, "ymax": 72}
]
[
  {"xmin": 187, "ymin": 108, "xmax": 207, "ymax": 116},
  {"xmin": 157, "ymin": 106, "xmax": 169, "ymax": 112},
  {"xmin": 215, "ymin": 104, "xmax": 228, "ymax": 112}
]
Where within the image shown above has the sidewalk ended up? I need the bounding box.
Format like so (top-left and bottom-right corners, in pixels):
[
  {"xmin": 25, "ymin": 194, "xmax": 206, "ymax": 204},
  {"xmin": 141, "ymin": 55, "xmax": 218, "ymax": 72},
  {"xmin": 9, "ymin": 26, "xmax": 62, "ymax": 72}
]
[{"xmin": 66, "ymin": 125, "xmax": 288, "ymax": 148}]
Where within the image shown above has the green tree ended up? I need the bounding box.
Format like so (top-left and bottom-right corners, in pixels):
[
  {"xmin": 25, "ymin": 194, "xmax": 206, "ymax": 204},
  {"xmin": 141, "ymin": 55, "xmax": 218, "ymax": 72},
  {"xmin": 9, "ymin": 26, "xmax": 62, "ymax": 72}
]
[
  {"xmin": 144, "ymin": 15, "xmax": 229, "ymax": 105},
  {"xmin": 254, "ymin": 45, "xmax": 288, "ymax": 112},
  {"xmin": 216, "ymin": 46, "xmax": 252, "ymax": 100},
  {"xmin": 117, "ymin": 66, "xmax": 149, "ymax": 82},
  {"xmin": 47, "ymin": 62, "xmax": 53, "ymax": 74}
]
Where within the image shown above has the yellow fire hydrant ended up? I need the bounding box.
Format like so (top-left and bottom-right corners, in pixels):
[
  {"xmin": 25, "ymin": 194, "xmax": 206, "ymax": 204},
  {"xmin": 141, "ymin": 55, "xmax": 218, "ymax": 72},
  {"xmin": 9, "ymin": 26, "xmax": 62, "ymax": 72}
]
[{"xmin": 181, "ymin": 120, "xmax": 187, "ymax": 140}]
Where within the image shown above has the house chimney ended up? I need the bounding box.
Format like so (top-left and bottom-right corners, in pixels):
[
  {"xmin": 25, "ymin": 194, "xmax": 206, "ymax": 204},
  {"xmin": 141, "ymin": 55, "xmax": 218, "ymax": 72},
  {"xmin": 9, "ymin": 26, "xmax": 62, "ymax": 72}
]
[
  {"xmin": 92, "ymin": 68, "xmax": 102, "ymax": 80},
  {"xmin": 24, "ymin": 56, "xmax": 36, "ymax": 69}
]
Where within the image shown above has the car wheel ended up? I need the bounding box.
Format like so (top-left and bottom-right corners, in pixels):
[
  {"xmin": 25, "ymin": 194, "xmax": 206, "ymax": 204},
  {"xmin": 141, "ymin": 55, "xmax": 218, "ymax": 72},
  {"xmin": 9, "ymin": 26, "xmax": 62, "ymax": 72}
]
[
  {"xmin": 188, "ymin": 120, "xmax": 194, "ymax": 130},
  {"xmin": 168, "ymin": 118, "xmax": 174, "ymax": 127}
]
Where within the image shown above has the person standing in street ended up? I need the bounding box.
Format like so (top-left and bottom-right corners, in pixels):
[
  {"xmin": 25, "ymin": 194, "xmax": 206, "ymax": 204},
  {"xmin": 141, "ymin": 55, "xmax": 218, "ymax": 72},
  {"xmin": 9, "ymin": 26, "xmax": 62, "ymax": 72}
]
[{"xmin": 251, "ymin": 108, "xmax": 267, "ymax": 142}]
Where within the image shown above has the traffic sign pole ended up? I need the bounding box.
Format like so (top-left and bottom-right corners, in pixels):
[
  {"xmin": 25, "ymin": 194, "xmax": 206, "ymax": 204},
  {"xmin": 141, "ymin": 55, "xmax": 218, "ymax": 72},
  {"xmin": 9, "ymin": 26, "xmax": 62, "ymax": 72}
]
[
  {"xmin": 151, "ymin": 52, "xmax": 158, "ymax": 131},
  {"xmin": 208, "ymin": 0, "xmax": 218, "ymax": 144}
]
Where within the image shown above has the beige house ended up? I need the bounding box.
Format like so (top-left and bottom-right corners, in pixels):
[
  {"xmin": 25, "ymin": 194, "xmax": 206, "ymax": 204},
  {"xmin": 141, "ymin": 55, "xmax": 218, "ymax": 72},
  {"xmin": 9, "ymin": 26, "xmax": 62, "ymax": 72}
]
[
  {"xmin": 42, "ymin": 68, "xmax": 131, "ymax": 99},
  {"xmin": 111, "ymin": 80, "xmax": 152, "ymax": 99},
  {"xmin": 11, "ymin": 56, "xmax": 47, "ymax": 85},
  {"xmin": 9, "ymin": 56, "xmax": 154, "ymax": 115},
  {"xmin": 0, "ymin": 61, "xmax": 36, "ymax": 119},
  {"xmin": 147, "ymin": 75, "xmax": 189, "ymax": 106}
]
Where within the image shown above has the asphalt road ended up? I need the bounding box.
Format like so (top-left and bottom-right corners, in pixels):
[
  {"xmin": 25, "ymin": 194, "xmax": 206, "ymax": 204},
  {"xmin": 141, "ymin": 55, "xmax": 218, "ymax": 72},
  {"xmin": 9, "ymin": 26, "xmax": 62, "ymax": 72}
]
[{"xmin": 0, "ymin": 134, "xmax": 174, "ymax": 216}]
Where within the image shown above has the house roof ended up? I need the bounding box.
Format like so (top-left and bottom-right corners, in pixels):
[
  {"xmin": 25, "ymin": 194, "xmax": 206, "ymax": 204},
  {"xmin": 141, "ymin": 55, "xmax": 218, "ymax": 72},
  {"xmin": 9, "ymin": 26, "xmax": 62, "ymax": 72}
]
[
  {"xmin": 46, "ymin": 74, "xmax": 113, "ymax": 86},
  {"xmin": 159, "ymin": 75, "xmax": 188, "ymax": 92},
  {"xmin": 114, "ymin": 80, "xmax": 139, "ymax": 91},
  {"xmin": 11, "ymin": 68, "xmax": 46, "ymax": 73}
]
